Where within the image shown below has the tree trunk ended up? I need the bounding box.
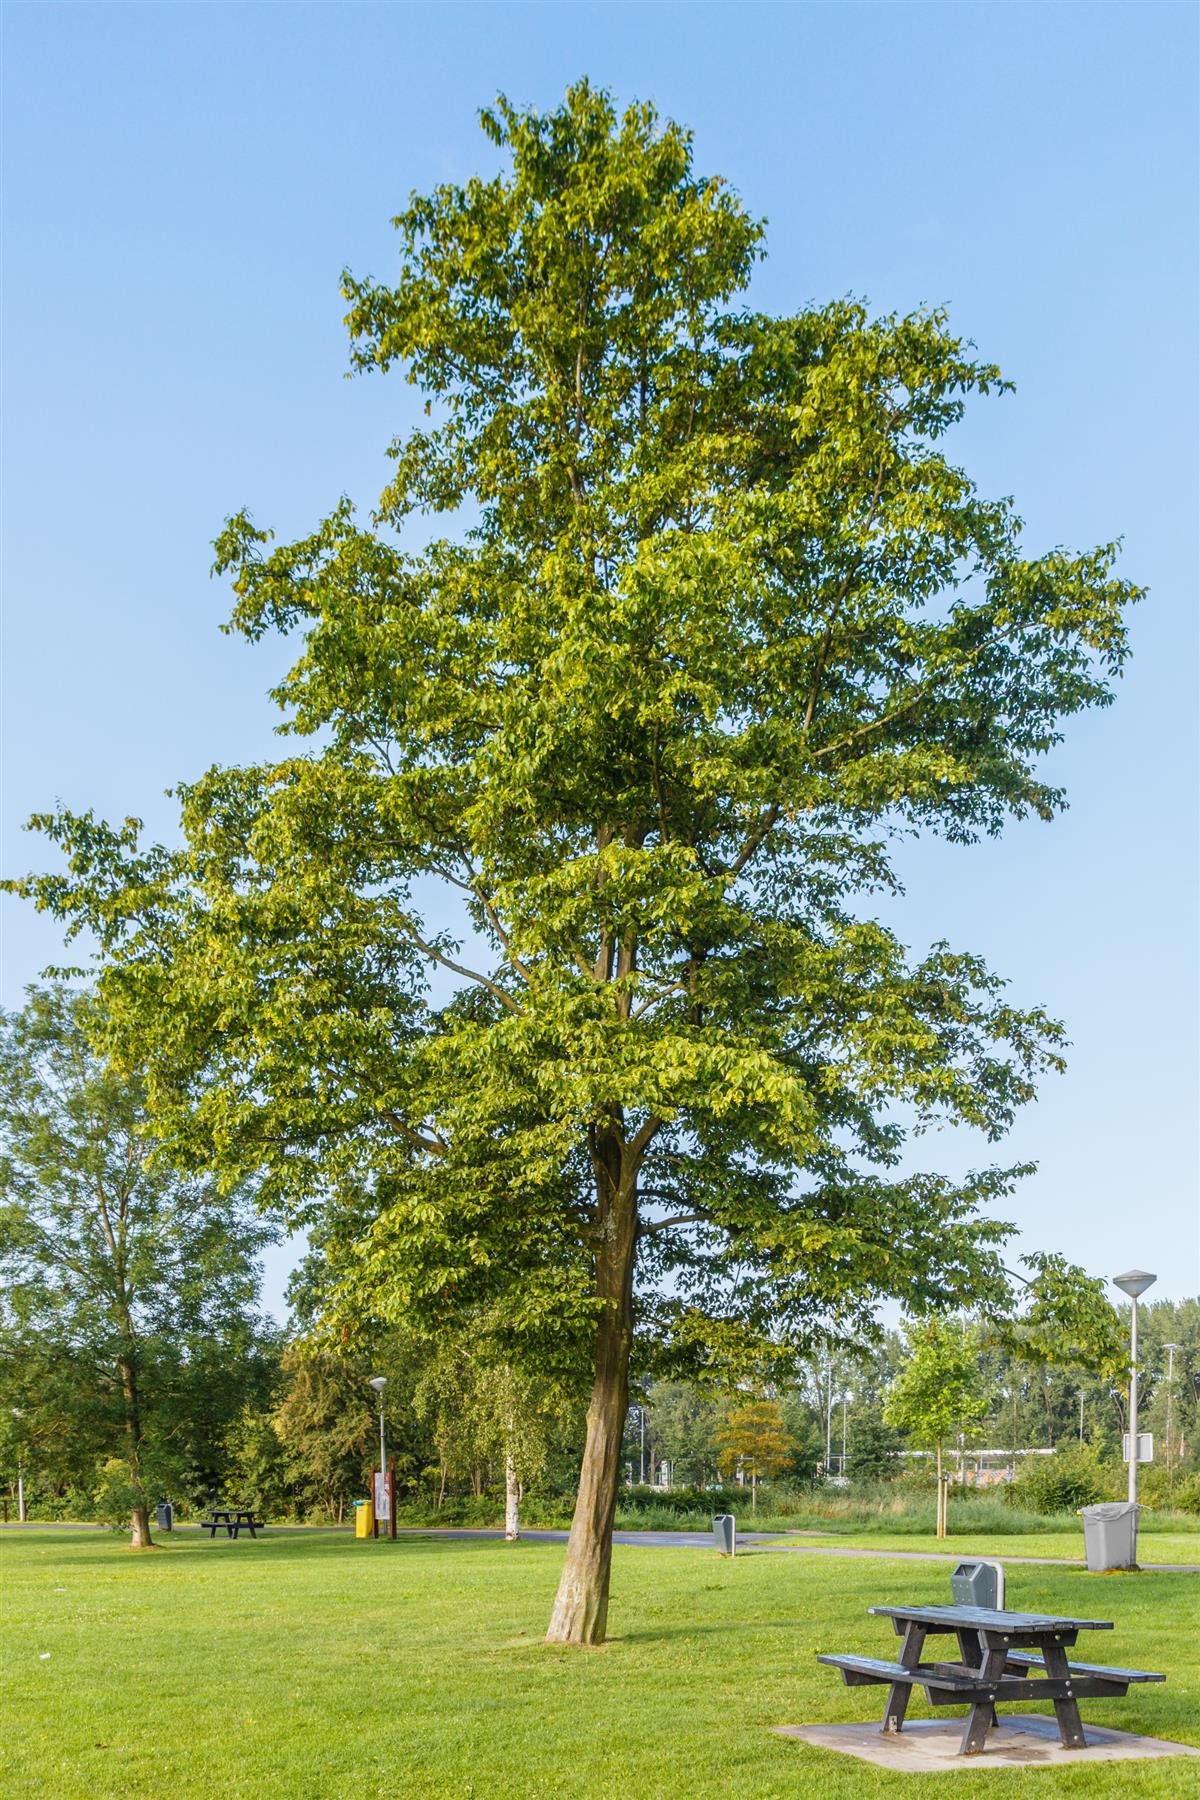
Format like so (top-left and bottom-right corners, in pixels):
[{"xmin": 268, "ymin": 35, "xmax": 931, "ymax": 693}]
[
  {"xmin": 935, "ymin": 1444, "xmax": 946, "ymax": 1540},
  {"xmin": 505, "ymin": 1456, "xmax": 521, "ymax": 1541},
  {"xmin": 545, "ymin": 1162, "xmax": 636, "ymax": 1646},
  {"xmin": 118, "ymin": 1354, "xmax": 153, "ymax": 1549}
]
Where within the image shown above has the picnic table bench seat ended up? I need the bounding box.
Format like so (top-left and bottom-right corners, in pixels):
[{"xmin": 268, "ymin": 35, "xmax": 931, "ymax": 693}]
[
  {"xmin": 818, "ymin": 1655, "xmax": 981, "ymax": 1691},
  {"xmin": 1002, "ymin": 1650, "xmax": 1165, "ymax": 1683}
]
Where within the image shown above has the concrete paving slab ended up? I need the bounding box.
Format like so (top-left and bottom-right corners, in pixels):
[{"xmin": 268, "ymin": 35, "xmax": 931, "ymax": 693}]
[{"xmin": 774, "ymin": 1714, "xmax": 1200, "ymax": 1770}]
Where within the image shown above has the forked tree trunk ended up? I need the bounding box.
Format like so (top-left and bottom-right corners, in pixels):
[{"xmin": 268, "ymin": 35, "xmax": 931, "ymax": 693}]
[
  {"xmin": 505, "ymin": 1456, "xmax": 521, "ymax": 1541},
  {"xmin": 545, "ymin": 1169, "xmax": 636, "ymax": 1646}
]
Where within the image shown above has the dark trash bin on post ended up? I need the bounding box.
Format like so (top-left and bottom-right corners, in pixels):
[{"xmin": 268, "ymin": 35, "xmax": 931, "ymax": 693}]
[
  {"xmin": 155, "ymin": 1502, "xmax": 173, "ymax": 1532},
  {"xmin": 712, "ymin": 1513, "xmax": 736, "ymax": 1556},
  {"xmin": 951, "ymin": 1558, "xmax": 1004, "ymax": 1608}
]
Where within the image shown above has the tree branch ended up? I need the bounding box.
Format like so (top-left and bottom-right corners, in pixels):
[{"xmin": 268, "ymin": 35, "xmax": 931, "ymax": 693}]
[
  {"xmin": 638, "ymin": 1213, "xmax": 708, "ymax": 1238},
  {"xmin": 380, "ymin": 1107, "xmax": 448, "ymax": 1158},
  {"xmin": 395, "ymin": 920, "xmax": 522, "ymax": 1014}
]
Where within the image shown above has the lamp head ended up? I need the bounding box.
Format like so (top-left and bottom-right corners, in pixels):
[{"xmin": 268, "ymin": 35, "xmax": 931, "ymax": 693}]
[
  {"xmin": 1113, "ymin": 1270, "xmax": 1157, "ymax": 1300},
  {"xmin": 368, "ymin": 1376, "xmax": 387, "ymax": 1394}
]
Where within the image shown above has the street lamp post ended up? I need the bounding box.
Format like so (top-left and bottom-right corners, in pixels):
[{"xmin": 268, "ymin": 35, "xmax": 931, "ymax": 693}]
[
  {"xmin": 1163, "ymin": 1343, "xmax": 1181, "ymax": 1489},
  {"xmin": 368, "ymin": 1377, "xmax": 387, "ymax": 1539},
  {"xmin": 1113, "ymin": 1270, "xmax": 1156, "ymax": 1507},
  {"xmin": 11, "ymin": 1409, "xmax": 25, "ymax": 1523}
]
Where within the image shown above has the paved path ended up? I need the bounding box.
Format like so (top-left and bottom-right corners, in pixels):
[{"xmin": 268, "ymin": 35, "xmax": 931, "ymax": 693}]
[{"xmin": 399, "ymin": 1527, "xmax": 1199, "ymax": 1569}]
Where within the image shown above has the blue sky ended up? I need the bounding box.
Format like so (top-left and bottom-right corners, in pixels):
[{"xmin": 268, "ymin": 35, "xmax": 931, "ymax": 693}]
[{"xmin": 3, "ymin": 2, "xmax": 1197, "ymax": 1317}]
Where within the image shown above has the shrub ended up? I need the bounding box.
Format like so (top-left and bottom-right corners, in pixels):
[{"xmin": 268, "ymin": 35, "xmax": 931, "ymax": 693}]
[
  {"xmin": 1144, "ymin": 1468, "xmax": 1200, "ymax": 1512},
  {"xmin": 1004, "ymin": 1444, "xmax": 1119, "ymax": 1515}
]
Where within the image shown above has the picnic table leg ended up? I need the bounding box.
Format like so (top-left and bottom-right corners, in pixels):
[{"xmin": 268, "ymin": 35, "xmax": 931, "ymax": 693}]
[
  {"xmin": 959, "ymin": 1647, "xmax": 1007, "ymax": 1756},
  {"xmin": 956, "ymin": 1629, "xmax": 998, "ymax": 1732},
  {"xmin": 882, "ymin": 1623, "xmax": 926, "ymax": 1733},
  {"xmin": 1041, "ymin": 1642, "xmax": 1088, "ymax": 1750}
]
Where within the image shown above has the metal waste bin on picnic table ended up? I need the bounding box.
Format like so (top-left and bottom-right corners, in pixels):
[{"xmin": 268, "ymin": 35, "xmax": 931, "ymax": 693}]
[
  {"xmin": 951, "ymin": 1558, "xmax": 1005, "ymax": 1609},
  {"xmin": 1079, "ymin": 1501, "xmax": 1140, "ymax": 1572},
  {"xmin": 712, "ymin": 1513, "xmax": 736, "ymax": 1557}
]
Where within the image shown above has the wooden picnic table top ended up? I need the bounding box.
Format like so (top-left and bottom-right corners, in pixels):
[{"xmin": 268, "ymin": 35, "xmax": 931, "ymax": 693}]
[{"xmin": 869, "ymin": 1603, "xmax": 1113, "ymax": 1634}]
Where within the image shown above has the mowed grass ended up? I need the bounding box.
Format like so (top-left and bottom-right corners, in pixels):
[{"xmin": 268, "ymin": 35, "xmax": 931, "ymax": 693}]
[
  {"xmin": 759, "ymin": 1530, "xmax": 1200, "ymax": 1564},
  {"xmin": 3, "ymin": 1530, "xmax": 1199, "ymax": 1799}
]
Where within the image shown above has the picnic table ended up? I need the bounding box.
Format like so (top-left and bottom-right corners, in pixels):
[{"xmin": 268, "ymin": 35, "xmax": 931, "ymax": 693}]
[
  {"xmin": 198, "ymin": 1507, "xmax": 265, "ymax": 1540},
  {"xmin": 818, "ymin": 1602, "xmax": 1165, "ymax": 1756}
]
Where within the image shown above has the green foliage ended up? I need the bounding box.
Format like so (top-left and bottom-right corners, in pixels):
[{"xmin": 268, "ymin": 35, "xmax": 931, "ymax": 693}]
[
  {"xmin": 639, "ymin": 1381, "xmax": 724, "ymax": 1486},
  {"xmin": 411, "ymin": 1318, "xmax": 582, "ymax": 1497},
  {"xmin": 90, "ymin": 1450, "xmax": 176, "ymax": 1533},
  {"xmin": 270, "ymin": 1344, "xmax": 376, "ymax": 1520},
  {"xmin": 0, "ymin": 985, "xmax": 275, "ymax": 1538},
  {"xmin": 845, "ymin": 1407, "xmax": 902, "ymax": 1480},
  {"xmin": 1164, "ymin": 1473, "xmax": 1200, "ymax": 1516},
  {"xmin": 1004, "ymin": 1442, "xmax": 1120, "ymax": 1515},
  {"xmin": 997, "ymin": 1251, "xmax": 1129, "ymax": 1381},
  {"xmin": 617, "ymin": 1482, "xmax": 742, "ymax": 1517},
  {"xmin": 884, "ymin": 1316, "xmax": 988, "ymax": 1455}
]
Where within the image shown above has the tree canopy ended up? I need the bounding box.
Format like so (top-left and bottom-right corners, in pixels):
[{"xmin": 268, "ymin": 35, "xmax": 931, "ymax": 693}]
[
  {"xmin": 0, "ymin": 985, "xmax": 274, "ymax": 1544},
  {"xmin": 8, "ymin": 81, "xmax": 1140, "ymax": 1635}
]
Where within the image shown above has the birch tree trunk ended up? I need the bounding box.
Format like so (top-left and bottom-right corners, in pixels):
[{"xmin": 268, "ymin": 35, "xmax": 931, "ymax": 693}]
[{"xmin": 505, "ymin": 1456, "xmax": 521, "ymax": 1541}]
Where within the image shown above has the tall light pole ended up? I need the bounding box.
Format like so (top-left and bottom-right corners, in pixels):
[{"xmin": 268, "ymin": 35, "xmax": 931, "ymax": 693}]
[
  {"xmin": 368, "ymin": 1377, "xmax": 387, "ymax": 1534},
  {"xmin": 11, "ymin": 1409, "xmax": 25, "ymax": 1523},
  {"xmin": 1163, "ymin": 1343, "xmax": 1181, "ymax": 1488},
  {"xmin": 1113, "ymin": 1270, "xmax": 1156, "ymax": 1507},
  {"xmin": 841, "ymin": 1392, "xmax": 850, "ymax": 1478}
]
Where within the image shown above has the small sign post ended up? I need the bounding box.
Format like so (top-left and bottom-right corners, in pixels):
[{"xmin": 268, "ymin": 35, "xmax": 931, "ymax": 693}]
[{"xmin": 373, "ymin": 1468, "xmax": 391, "ymax": 1527}]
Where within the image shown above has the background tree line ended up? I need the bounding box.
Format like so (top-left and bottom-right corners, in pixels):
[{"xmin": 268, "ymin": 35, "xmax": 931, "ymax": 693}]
[{"xmin": 3, "ymin": 991, "xmax": 1195, "ymax": 1534}]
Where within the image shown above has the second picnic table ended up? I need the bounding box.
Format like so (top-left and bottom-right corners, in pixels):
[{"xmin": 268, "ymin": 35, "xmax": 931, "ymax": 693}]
[
  {"xmin": 818, "ymin": 1601, "xmax": 1164, "ymax": 1756},
  {"xmin": 198, "ymin": 1507, "xmax": 265, "ymax": 1539}
]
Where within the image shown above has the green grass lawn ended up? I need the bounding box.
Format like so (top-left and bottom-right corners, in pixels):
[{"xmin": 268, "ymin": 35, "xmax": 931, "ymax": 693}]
[
  {"xmin": 3, "ymin": 1530, "xmax": 1198, "ymax": 1799},
  {"xmin": 755, "ymin": 1530, "xmax": 1200, "ymax": 1564}
]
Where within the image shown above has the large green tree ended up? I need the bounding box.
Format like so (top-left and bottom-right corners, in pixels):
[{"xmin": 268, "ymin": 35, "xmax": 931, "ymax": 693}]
[
  {"xmin": 10, "ymin": 85, "xmax": 1138, "ymax": 1637},
  {"xmin": 0, "ymin": 986, "xmax": 273, "ymax": 1544}
]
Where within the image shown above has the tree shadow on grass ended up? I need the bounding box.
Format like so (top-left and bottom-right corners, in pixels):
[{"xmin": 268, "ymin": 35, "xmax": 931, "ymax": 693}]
[{"xmin": 10, "ymin": 1530, "xmax": 523, "ymax": 1571}]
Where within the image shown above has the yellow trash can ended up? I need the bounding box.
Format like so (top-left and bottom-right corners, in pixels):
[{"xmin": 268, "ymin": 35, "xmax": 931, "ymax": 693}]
[{"xmin": 354, "ymin": 1498, "xmax": 374, "ymax": 1539}]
